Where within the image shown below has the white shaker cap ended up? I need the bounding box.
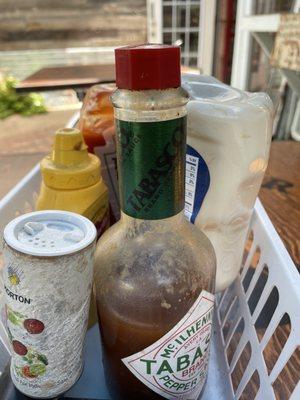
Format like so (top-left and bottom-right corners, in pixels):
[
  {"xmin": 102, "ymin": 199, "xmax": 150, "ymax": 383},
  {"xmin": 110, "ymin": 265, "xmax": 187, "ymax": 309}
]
[{"xmin": 4, "ymin": 210, "xmax": 97, "ymax": 257}]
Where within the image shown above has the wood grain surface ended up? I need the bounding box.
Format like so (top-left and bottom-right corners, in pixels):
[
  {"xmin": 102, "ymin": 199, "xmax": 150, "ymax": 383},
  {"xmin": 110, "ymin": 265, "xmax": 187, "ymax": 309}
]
[
  {"xmin": 16, "ymin": 64, "xmax": 116, "ymax": 91},
  {"xmin": 259, "ymin": 141, "xmax": 300, "ymax": 270}
]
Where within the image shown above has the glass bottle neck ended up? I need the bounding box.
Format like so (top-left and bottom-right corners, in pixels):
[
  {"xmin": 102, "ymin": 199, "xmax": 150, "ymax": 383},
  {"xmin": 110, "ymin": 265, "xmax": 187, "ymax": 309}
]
[
  {"xmin": 116, "ymin": 115, "xmax": 186, "ymax": 220},
  {"xmin": 120, "ymin": 209, "xmax": 186, "ymax": 225},
  {"xmin": 113, "ymin": 88, "xmax": 188, "ymax": 221}
]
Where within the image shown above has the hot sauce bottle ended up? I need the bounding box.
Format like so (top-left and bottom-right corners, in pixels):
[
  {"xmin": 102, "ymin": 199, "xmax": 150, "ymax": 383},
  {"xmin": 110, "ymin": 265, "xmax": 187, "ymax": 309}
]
[{"xmin": 94, "ymin": 44, "xmax": 216, "ymax": 400}]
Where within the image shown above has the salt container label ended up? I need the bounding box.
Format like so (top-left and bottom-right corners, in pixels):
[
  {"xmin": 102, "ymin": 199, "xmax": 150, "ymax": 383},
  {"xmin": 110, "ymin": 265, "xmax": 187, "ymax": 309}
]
[
  {"xmin": 122, "ymin": 291, "xmax": 214, "ymax": 399},
  {"xmin": 185, "ymin": 145, "xmax": 210, "ymax": 223},
  {"xmin": 3, "ymin": 244, "xmax": 94, "ymax": 398}
]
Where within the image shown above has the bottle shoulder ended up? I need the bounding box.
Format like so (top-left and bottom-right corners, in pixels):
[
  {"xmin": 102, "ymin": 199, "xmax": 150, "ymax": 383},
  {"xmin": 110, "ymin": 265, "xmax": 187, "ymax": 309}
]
[
  {"xmin": 94, "ymin": 216, "xmax": 216, "ymax": 288},
  {"xmin": 94, "ymin": 216, "xmax": 215, "ymax": 329},
  {"xmin": 96, "ymin": 214, "xmax": 213, "ymax": 252}
]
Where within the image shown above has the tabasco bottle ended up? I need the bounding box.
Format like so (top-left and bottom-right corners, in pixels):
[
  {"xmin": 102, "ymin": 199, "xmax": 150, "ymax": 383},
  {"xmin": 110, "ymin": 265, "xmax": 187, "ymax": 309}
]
[{"xmin": 94, "ymin": 44, "xmax": 216, "ymax": 400}]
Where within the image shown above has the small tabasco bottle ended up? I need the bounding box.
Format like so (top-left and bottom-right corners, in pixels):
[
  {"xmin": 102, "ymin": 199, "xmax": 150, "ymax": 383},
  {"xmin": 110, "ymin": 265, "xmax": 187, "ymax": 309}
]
[{"xmin": 94, "ymin": 44, "xmax": 216, "ymax": 400}]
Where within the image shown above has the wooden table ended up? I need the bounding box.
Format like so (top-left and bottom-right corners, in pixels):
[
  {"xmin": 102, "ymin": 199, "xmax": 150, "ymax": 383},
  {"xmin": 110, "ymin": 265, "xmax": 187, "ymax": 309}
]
[
  {"xmin": 231, "ymin": 141, "xmax": 300, "ymax": 399},
  {"xmin": 259, "ymin": 141, "xmax": 300, "ymax": 270},
  {"xmin": 15, "ymin": 64, "xmax": 115, "ymax": 93}
]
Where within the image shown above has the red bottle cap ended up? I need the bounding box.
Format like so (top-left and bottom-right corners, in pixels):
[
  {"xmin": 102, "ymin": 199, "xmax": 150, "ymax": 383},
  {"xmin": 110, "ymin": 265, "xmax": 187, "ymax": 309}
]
[{"xmin": 115, "ymin": 44, "xmax": 181, "ymax": 90}]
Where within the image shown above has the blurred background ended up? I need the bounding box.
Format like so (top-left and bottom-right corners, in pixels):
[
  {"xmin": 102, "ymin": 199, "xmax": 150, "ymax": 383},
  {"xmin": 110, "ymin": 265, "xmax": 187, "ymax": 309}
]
[{"xmin": 0, "ymin": 0, "xmax": 299, "ymax": 197}]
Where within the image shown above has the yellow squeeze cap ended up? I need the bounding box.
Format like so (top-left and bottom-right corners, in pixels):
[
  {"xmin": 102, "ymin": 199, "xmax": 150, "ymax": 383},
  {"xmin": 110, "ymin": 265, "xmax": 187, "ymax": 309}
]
[{"xmin": 41, "ymin": 128, "xmax": 101, "ymax": 189}]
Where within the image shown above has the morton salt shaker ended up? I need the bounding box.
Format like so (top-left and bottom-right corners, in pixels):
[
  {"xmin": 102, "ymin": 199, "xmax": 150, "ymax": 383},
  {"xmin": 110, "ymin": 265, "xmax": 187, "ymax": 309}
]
[{"xmin": 2, "ymin": 210, "xmax": 96, "ymax": 398}]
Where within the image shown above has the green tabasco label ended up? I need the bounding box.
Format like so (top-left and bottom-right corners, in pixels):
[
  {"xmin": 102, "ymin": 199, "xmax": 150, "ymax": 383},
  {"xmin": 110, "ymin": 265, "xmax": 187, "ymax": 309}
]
[
  {"xmin": 122, "ymin": 291, "xmax": 214, "ymax": 399},
  {"xmin": 116, "ymin": 117, "xmax": 186, "ymax": 219}
]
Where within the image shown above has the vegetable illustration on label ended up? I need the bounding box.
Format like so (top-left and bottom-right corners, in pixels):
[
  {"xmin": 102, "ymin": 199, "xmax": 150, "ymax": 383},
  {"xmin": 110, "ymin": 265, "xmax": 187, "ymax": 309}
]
[
  {"xmin": 16, "ymin": 362, "xmax": 47, "ymax": 379},
  {"xmin": 122, "ymin": 291, "xmax": 214, "ymax": 399},
  {"xmin": 23, "ymin": 319, "xmax": 45, "ymax": 334},
  {"xmin": 6, "ymin": 322, "xmax": 48, "ymax": 380},
  {"xmin": 12, "ymin": 340, "xmax": 28, "ymax": 356},
  {"xmin": 6, "ymin": 305, "xmax": 45, "ymax": 334}
]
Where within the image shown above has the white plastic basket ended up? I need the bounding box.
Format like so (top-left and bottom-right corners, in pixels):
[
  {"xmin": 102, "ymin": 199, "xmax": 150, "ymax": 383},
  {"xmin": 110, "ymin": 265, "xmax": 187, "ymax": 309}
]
[
  {"xmin": 0, "ymin": 150, "xmax": 299, "ymax": 399},
  {"xmin": 216, "ymin": 200, "xmax": 300, "ymax": 400}
]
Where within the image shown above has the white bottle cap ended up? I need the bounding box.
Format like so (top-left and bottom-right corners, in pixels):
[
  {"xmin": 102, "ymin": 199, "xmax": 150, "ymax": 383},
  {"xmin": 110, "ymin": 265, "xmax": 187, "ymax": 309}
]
[{"xmin": 3, "ymin": 210, "xmax": 97, "ymax": 257}]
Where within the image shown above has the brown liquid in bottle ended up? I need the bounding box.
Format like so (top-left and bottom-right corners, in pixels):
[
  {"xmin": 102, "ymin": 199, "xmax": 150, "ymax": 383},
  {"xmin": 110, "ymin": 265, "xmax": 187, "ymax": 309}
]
[
  {"xmin": 99, "ymin": 309, "xmax": 165, "ymax": 399},
  {"xmin": 97, "ymin": 283, "xmax": 205, "ymax": 400},
  {"xmin": 95, "ymin": 220, "xmax": 215, "ymax": 400}
]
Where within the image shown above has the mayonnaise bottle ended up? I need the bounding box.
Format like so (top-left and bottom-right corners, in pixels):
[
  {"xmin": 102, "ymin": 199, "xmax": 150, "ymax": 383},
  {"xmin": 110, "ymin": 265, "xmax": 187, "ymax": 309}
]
[{"xmin": 182, "ymin": 74, "xmax": 273, "ymax": 292}]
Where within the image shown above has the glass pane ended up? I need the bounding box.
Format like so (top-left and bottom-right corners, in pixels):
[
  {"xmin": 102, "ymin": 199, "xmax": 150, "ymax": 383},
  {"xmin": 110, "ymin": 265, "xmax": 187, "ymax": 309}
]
[
  {"xmin": 190, "ymin": 32, "xmax": 199, "ymax": 52},
  {"xmin": 163, "ymin": 32, "xmax": 172, "ymax": 45},
  {"xmin": 189, "ymin": 57, "xmax": 198, "ymax": 67},
  {"xmin": 175, "ymin": 31, "xmax": 185, "ymax": 47},
  {"xmin": 248, "ymin": 37, "xmax": 297, "ymax": 140},
  {"xmin": 248, "ymin": 35, "xmax": 277, "ymax": 94},
  {"xmin": 190, "ymin": 4, "xmax": 200, "ymax": 27},
  {"xmin": 175, "ymin": 32, "xmax": 185, "ymax": 45},
  {"xmin": 254, "ymin": 0, "xmax": 294, "ymax": 14},
  {"xmin": 176, "ymin": 5, "xmax": 186, "ymax": 28},
  {"xmin": 163, "ymin": 5, "xmax": 172, "ymax": 28}
]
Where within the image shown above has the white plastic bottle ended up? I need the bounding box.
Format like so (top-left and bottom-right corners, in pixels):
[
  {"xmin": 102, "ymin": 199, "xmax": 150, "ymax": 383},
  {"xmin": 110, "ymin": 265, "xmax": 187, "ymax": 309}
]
[{"xmin": 182, "ymin": 74, "xmax": 273, "ymax": 292}]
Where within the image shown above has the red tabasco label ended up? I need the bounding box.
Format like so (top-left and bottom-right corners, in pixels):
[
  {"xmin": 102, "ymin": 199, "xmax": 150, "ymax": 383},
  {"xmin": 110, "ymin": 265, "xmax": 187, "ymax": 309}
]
[{"xmin": 122, "ymin": 291, "xmax": 214, "ymax": 399}]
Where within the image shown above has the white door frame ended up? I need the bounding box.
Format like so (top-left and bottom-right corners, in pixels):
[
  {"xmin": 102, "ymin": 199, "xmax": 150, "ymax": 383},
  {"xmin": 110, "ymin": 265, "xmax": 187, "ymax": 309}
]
[
  {"xmin": 231, "ymin": 0, "xmax": 300, "ymax": 90},
  {"xmin": 199, "ymin": 0, "xmax": 217, "ymax": 75}
]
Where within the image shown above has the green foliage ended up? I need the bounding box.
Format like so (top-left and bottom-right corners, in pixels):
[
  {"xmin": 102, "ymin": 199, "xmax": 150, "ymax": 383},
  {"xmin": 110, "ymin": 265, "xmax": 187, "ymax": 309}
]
[{"xmin": 0, "ymin": 76, "xmax": 47, "ymax": 119}]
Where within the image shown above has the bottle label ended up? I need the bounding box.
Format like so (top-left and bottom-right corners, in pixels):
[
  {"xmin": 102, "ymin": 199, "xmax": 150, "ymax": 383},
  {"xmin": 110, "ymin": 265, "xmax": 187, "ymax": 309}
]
[
  {"xmin": 116, "ymin": 117, "xmax": 186, "ymax": 219},
  {"xmin": 184, "ymin": 145, "xmax": 210, "ymax": 224},
  {"xmin": 3, "ymin": 244, "xmax": 94, "ymax": 398},
  {"xmin": 122, "ymin": 291, "xmax": 214, "ymax": 400}
]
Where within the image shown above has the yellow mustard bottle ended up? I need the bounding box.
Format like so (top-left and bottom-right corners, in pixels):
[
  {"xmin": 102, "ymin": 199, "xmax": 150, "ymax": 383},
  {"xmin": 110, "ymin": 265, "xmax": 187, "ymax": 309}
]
[{"xmin": 36, "ymin": 127, "xmax": 110, "ymax": 237}]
